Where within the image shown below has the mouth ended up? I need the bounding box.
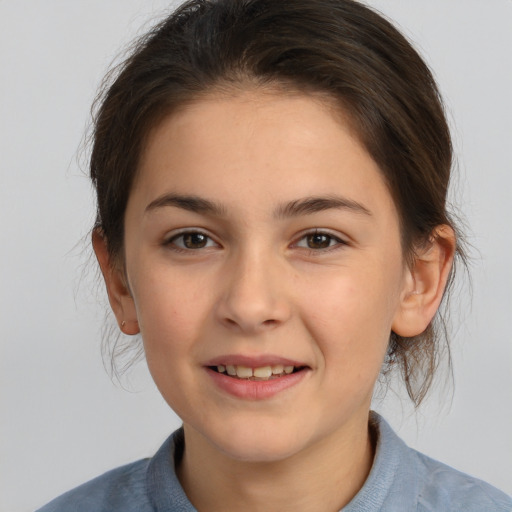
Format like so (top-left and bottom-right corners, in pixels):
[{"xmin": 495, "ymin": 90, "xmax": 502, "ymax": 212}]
[
  {"xmin": 209, "ymin": 364, "xmax": 306, "ymax": 381},
  {"xmin": 205, "ymin": 358, "xmax": 310, "ymax": 399}
]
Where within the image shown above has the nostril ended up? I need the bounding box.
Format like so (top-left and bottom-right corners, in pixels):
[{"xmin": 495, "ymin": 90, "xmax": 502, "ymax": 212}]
[{"xmin": 220, "ymin": 316, "xmax": 280, "ymax": 333}]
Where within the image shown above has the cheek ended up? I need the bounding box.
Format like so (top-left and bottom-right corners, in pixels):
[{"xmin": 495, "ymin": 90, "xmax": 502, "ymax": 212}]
[
  {"xmin": 130, "ymin": 265, "xmax": 210, "ymax": 357},
  {"xmin": 129, "ymin": 267, "xmax": 214, "ymax": 416},
  {"xmin": 298, "ymin": 264, "xmax": 401, "ymax": 368},
  {"xmin": 303, "ymin": 268, "xmax": 399, "ymax": 331}
]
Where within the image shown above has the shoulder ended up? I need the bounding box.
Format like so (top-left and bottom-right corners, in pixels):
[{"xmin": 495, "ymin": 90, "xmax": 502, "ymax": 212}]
[
  {"xmin": 411, "ymin": 448, "xmax": 512, "ymax": 511},
  {"xmin": 35, "ymin": 429, "xmax": 191, "ymax": 512},
  {"xmin": 35, "ymin": 458, "xmax": 153, "ymax": 512},
  {"xmin": 362, "ymin": 413, "xmax": 512, "ymax": 512}
]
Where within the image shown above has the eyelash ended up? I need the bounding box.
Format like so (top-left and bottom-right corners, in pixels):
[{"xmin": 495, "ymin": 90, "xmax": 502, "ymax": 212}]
[
  {"xmin": 164, "ymin": 229, "xmax": 347, "ymax": 254},
  {"xmin": 164, "ymin": 230, "xmax": 219, "ymax": 252},
  {"xmin": 293, "ymin": 230, "xmax": 347, "ymax": 254}
]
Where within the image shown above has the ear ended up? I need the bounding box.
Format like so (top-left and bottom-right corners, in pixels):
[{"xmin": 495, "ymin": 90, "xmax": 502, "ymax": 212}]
[
  {"xmin": 92, "ymin": 229, "xmax": 140, "ymax": 335},
  {"xmin": 392, "ymin": 225, "xmax": 456, "ymax": 337}
]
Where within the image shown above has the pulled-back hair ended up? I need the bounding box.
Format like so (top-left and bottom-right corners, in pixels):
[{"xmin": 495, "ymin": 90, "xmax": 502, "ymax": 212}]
[{"xmin": 90, "ymin": 0, "xmax": 466, "ymax": 406}]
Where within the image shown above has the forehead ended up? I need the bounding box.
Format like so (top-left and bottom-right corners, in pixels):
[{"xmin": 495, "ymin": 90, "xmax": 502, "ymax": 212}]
[{"xmin": 132, "ymin": 90, "xmax": 397, "ymax": 223}]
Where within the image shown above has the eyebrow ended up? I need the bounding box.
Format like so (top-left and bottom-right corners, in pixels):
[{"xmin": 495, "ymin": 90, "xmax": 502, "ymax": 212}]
[
  {"xmin": 274, "ymin": 196, "xmax": 372, "ymax": 218},
  {"xmin": 145, "ymin": 193, "xmax": 372, "ymax": 218},
  {"xmin": 145, "ymin": 194, "xmax": 227, "ymax": 216}
]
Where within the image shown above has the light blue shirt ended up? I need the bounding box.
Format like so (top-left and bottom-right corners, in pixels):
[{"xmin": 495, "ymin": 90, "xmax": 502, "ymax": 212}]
[{"xmin": 37, "ymin": 413, "xmax": 512, "ymax": 511}]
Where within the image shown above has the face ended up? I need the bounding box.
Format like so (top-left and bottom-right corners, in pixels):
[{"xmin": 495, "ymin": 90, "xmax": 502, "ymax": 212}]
[{"xmin": 119, "ymin": 90, "xmax": 412, "ymax": 462}]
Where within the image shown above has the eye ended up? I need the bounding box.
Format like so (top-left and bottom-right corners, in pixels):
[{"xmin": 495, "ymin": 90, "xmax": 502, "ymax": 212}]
[
  {"xmin": 167, "ymin": 231, "xmax": 218, "ymax": 250},
  {"xmin": 295, "ymin": 231, "xmax": 344, "ymax": 250}
]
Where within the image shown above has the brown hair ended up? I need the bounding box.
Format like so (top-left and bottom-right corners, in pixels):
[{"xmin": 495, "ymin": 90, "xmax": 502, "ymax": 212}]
[{"xmin": 90, "ymin": 0, "xmax": 466, "ymax": 405}]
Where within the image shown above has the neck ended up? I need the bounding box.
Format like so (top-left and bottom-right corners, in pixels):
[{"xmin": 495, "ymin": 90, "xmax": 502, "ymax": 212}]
[{"xmin": 176, "ymin": 414, "xmax": 375, "ymax": 512}]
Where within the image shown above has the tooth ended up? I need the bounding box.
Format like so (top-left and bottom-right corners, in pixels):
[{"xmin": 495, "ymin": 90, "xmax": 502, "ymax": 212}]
[
  {"xmin": 226, "ymin": 365, "xmax": 237, "ymax": 376},
  {"xmin": 271, "ymin": 364, "xmax": 284, "ymax": 375},
  {"xmin": 217, "ymin": 365, "xmax": 226, "ymax": 373},
  {"xmin": 284, "ymin": 365, "xmax": 294, "ymax": 374},
  {"xmin": 253, "ymin": 366, "xmax": 272, "ymax": 378},
  {"xmin": 236, "ymin": 365, "xmax": 253, "ymax": 378}
]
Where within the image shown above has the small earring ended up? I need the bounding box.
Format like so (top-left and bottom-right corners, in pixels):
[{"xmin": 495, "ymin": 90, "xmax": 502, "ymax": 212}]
[{"xmin": 121, "ymin": 320, "xmax": 126, "ymax": 328}]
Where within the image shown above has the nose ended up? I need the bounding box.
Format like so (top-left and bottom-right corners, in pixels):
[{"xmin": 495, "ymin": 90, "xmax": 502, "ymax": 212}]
[{"xmin": 215, "ymin": 248, "xmax": 292, "ymax": 334}]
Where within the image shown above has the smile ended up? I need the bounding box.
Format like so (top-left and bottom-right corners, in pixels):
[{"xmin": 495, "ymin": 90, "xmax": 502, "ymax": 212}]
[
  {"xmin": 211, "ymin": 364, "xmax": 303, "ymax": 380},
  {"xmin": 205, "ymin": 355, "xmax": 310, "ymax": 399}
]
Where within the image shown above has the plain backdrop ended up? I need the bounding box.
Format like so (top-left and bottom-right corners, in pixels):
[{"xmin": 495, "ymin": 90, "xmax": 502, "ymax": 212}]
[{"xmin": 1, "ymin": 1, "xmax": 511, "ymax": 510}]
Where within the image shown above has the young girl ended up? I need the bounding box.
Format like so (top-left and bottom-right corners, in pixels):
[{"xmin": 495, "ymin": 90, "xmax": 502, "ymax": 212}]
[{"xmin": 37, "ymin": 0, "xmax": 511, "ymax": 510}]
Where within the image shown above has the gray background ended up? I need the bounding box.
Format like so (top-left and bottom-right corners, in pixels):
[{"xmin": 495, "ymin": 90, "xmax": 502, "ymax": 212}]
[{"xmin": 1, "ymin": 1, "xmax": 511, "ymax": 510}]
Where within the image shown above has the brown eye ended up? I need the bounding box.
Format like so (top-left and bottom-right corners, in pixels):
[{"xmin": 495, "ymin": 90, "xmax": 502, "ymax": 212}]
[
  {"xmin": 306, "ymin": 233, "xmax": 333, "ymax": 249},
  {"xmin": 294, "ymin": 231, "xmax": 344, "ymax": 251},
  {"xmin": 169, "ymin": 231, "xmax": 216, "ymax": 250},
  {"xmin": 183, "ymin": 232, "xmax": 208, "ymax": 248}
]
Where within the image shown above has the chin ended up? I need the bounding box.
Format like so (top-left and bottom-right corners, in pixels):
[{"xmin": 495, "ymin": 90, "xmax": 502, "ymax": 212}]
[{"xmin": 204, "ymin": 420, "xmax": 312, "ymax": 463}]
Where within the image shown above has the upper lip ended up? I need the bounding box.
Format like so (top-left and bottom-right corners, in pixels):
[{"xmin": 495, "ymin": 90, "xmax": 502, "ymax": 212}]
[{"xmin": 204, "ymin": 354, "xmax": 309, "ymax": 368}]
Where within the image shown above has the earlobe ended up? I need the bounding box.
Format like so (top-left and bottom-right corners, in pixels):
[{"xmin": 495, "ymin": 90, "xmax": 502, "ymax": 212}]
[
  {"xmin": 392, "ymin": 225, "xmax": 456, "ymax": 337},
  {"xmin": 92, "ymin": 229, "xmax": 140, "ymax": 335}
]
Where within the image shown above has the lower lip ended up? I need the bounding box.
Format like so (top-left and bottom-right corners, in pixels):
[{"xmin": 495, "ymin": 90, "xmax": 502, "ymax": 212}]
[{"xmin": 206, "ymin": 367, "xmax": 308, "ymax": 400}]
